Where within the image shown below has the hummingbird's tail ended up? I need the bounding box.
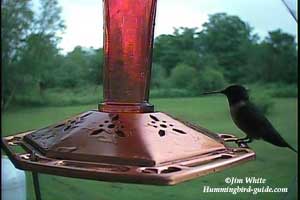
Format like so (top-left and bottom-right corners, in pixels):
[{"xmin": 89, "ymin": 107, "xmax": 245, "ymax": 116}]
[
  {"xmin": 262, "ymin": 133, "xmax": 297, "ymax": 153},
  {"xmin": 287, "ymin": 145, "xmax": 298, "ymax": 153}
]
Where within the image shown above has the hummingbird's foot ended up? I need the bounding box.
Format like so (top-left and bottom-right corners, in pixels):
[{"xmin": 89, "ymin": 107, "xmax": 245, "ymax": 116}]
[
  {"xmin": 236, "ymin": 137, "xmax": 252, "ymax": 144},
  {"xmin": 217, "ymin": 133, "xmax": 239, "ymax": 142},
  {"xmin": 236, "ymin": 137, "xmax": 252, "ymax": 148},
  {"xmin": 237, "ymin": 142, "xmax": 249, "ymax": 148}
]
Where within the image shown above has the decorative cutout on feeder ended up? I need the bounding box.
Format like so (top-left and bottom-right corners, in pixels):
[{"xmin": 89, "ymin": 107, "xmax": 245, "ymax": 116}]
[{"xmin": 1, "ymin": 0, "xmax": 255, "ymax": 186}]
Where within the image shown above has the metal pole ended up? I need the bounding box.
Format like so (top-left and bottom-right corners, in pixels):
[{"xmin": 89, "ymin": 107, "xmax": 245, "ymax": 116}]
[
  {"xmin": 281, "ymin": 0, "xmax": 297, "ymax": 22},
  {"xmin": 32, "ymin": 172, "xmax": 42, "ymax": 200}
]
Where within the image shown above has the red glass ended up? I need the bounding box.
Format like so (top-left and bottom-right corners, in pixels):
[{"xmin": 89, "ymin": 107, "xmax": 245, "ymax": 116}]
[{"xmin": 99, "ymin": 0, "xmax": 157, "ymax": 113}]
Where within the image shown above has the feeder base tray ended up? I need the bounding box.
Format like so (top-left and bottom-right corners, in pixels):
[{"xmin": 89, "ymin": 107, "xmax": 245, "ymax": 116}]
[{"xmin": 1, "ymin": 111, "xmax": 255, "ymax": 185}]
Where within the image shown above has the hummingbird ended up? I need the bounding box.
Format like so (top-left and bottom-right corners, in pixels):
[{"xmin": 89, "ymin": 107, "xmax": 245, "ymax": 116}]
[{"xmin": 202, "ymin": 84, "xmax": 297, "ymax": 153}]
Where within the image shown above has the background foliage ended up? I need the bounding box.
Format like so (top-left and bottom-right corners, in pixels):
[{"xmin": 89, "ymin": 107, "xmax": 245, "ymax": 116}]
[{"xmin": 1, "ymin": 1, "xmax": 298, "ymax": 111}]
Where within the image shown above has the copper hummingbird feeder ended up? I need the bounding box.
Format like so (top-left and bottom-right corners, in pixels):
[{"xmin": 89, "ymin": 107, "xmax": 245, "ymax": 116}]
[{"xmin": 1, "ymin": 0, "xmax": 255, "ymax": 190}]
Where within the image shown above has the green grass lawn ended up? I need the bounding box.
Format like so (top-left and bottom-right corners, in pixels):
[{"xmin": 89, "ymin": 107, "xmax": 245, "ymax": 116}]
[{"xmin": 1, "ymin": 96, "xmax": 298, "ymax": 200}]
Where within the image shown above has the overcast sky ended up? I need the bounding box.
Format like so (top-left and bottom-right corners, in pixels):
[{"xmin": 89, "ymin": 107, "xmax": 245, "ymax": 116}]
[{"xmin": 54, "ymin": 0, "xmax": 297, "ymax": 53}]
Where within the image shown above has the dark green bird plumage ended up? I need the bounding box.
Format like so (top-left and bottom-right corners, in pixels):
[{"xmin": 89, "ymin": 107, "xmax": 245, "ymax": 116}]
[{"xmin": 203, "ymin": 84, "xmax": 297, "ymax": 153}]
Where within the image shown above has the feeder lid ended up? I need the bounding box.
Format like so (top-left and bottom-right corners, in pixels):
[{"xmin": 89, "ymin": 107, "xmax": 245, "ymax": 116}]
[{"xmin": 2, "ymin": 110, "xmax": 255, "ymax": 185}]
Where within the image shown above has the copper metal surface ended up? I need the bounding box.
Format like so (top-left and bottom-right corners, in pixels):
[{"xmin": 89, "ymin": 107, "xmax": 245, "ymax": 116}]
[
  {"xmin": 23, "ymin": 111, "xmax": 227, "ymax": 166},
  {"xmin": 2, "ymin": 111, "xmax": 255, "ymax": 185},
  {"xmin": 1, "ymin": 0, "xmax": 255, "ymax": 186}
]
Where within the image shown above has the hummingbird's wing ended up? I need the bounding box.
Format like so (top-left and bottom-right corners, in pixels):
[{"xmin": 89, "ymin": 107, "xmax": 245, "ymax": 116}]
[{"xmin": 233, "ymin": 102, "xmax": 295, "ymax": 150}]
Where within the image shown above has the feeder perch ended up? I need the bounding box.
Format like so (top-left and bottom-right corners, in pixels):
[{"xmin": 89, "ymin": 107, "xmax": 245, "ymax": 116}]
[{"xmin": 2, "ymin": 0, "xmax": 255, "ymax": 187}]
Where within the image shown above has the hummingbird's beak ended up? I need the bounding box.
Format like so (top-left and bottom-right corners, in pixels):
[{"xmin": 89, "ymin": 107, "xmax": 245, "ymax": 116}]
[{"xmin": 201, "ymin": 90, "xmax": 224, "ymax": 96}]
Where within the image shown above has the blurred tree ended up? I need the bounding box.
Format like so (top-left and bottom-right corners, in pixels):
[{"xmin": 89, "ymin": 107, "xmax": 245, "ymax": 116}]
[
  {"xmin": 88, "ymin": 48, "xmax": 104, "ymax": 85},
  {"xmin": 34, "ymin": 0, "xmax": 65, "ymax": 39},
  {"xmin": 169, "ymin": 63, "xmax": 198, "ymax": 90},
  {"xmin": 26, "ymin": 0, "xmax": 65, "ymax": 94},
  {"xmin": 150, "ymin": 63, "xmax": 167, "ymax": 88},
  {"xmin": 259, "ymin": 29, "xmax": 297, "ymax": 84},
  {"xmin": 2, "ymin": 0, "xmax": 65, "ymax": 109},
  {"xmin": 19, "ymin": 33, "xmax": 62, "ymax": 94},
  {"xmin": 2, "ymin": 2, "xmax": 297, "ymax": 108},
  {"xmin": 153, "ymin": 34, "xmax": 180, "ymax": 75},
  {"xmin": 53, "ymin": 46, "xmax": 103, "ymax": 89},
  {"xmin": 197, "ymin": 67, "xmax": 227, "ymax": 92},
  {"xmin": 190, "ymin": 54, "xmax": 227, "ymax": 94},
  {"xmin": 198, "ymin": 54, "xmax": 220, "ymax": 71},
  {"xmin": 1, "ymin": 0, "xmax": 34, "ymax": 109},
  {"xmin": 153, "ymin": 27, "xmax": 200, "ymax": 75},
  {"xmin": 179, "ymin": 50, "xmax": 201, "ymax": 70},
  {"xmin": 173, "ymin": 27, "xmax": 200, "ymax": 51},
  {"xmin": 198, "ymin": 13, "xmax": 255, "ymax": 82},
  {"xmin": 55, "ymin": 46, "xmax": 90, "ymax": 88},
  {"xmin": 240, "ymin": 42, "xmax": 265, "ymax": 82}
]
